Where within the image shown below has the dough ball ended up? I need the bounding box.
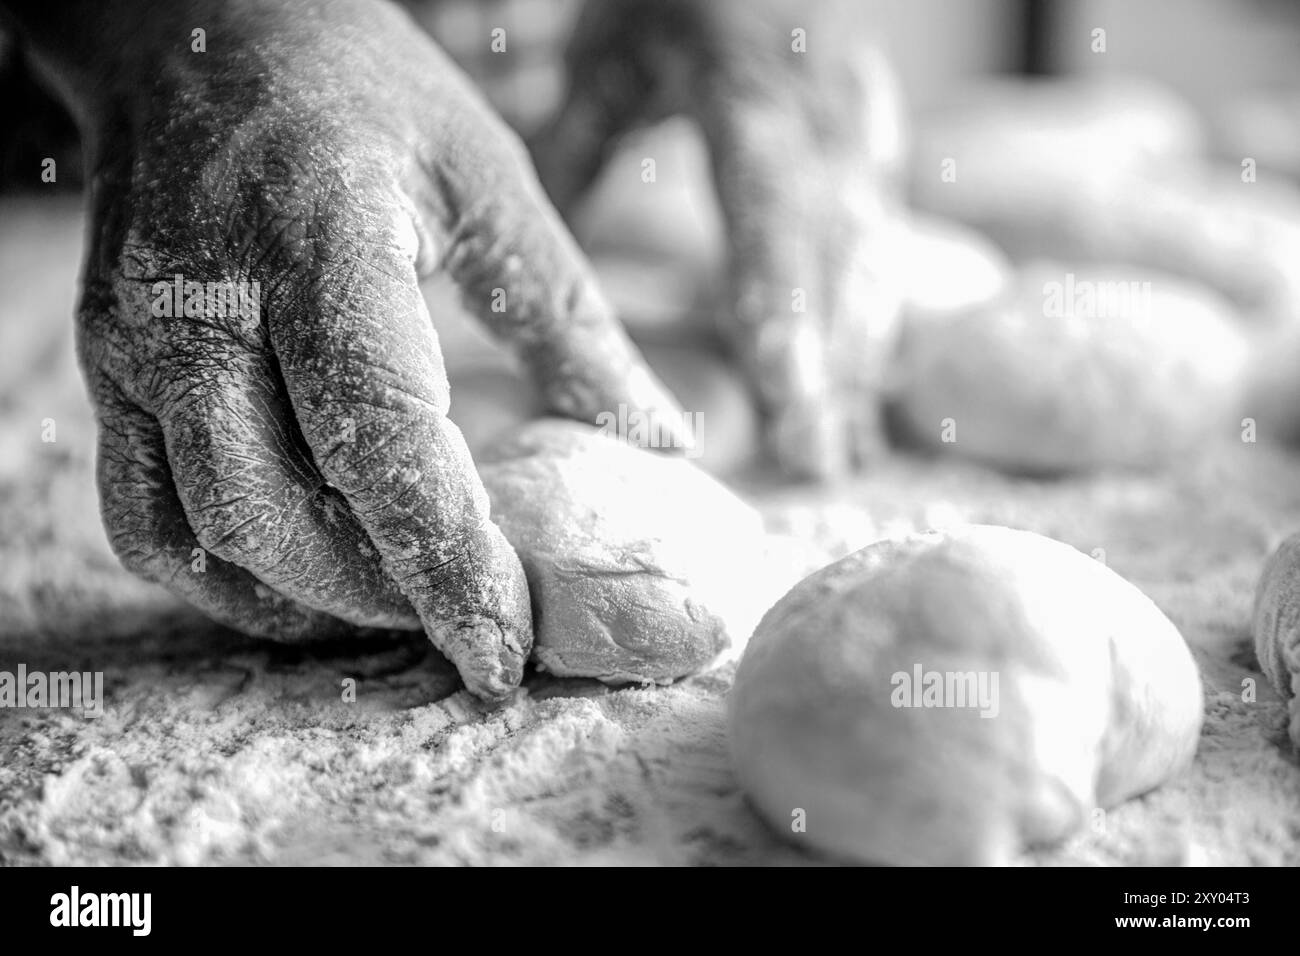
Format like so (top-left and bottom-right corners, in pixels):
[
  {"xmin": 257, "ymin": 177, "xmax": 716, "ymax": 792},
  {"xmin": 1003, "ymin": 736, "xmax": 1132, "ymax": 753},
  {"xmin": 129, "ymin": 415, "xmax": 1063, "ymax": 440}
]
[
  {"xmin": 479, "ymin": 419, "xmax": 766, "ymax": 684},
  {"xmin": 1253, "ymin": 533, "xmax": 1300, "ymax": 745},
  {"xmin": 729, "ymin": 525, "xmax": 1203, "ymax": 866},
  {"xmin": 890, "ymin": 262, "xmax": 1249, "ymax": 472},
  {"xmin": 909, "ymin": 76, "xmax": 1300, "ymax": 326}
]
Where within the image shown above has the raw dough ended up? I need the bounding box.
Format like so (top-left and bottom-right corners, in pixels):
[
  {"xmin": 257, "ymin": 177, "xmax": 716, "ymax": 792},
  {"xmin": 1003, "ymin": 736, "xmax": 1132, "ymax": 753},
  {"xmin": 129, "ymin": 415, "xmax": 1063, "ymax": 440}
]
[
  {"xmin": 911, "ymin": 77, "xmax": 1300, "ymax": 329},
  {"xmin": 729, "ymin": 525, "xmax": 1203, "ymax": 866},
  {"xmin": 911, "ymin": 75, "xmax": 1205, "ymax": 229},
  {"xmin": 478, "ymin": 419, "xmax": 766, "ymax": 683},
  {"xmin": 890, "ymin": 261, "xmax": 1249, "ymax": 472}
]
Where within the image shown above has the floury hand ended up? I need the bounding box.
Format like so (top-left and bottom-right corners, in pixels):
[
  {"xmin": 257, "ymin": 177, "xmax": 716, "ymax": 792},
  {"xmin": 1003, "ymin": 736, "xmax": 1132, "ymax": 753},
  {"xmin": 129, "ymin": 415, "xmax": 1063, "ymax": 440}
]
[{"xmin": 1, "ymin": 0, "xmax": 689, "ymax": 700}]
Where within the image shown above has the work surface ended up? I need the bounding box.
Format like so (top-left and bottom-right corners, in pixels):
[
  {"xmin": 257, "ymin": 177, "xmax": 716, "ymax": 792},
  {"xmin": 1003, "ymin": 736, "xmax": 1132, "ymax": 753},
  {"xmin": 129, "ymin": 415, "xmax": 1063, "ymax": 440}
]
[{"xmin": 2, "ymin": 198, "xmax": 1299, "ymax": 866}]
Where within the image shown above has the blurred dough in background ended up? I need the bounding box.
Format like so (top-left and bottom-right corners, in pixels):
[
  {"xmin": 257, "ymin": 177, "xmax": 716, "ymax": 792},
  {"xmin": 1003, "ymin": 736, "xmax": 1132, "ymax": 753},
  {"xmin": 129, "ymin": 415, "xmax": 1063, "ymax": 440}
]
[
  {"xmin": 890, "ymin": 261, "xmax": 1250, "ymax": 473},
  {"xmin": 404, "ymin": 0, "xmax": 1300, "ymax": 473}
]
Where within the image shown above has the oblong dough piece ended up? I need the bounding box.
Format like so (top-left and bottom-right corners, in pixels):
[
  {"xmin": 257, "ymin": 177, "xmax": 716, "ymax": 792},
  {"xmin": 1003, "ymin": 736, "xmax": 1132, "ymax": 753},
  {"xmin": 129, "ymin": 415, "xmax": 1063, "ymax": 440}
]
[
  {"xmin": 911, "ymin": 77, "xmax": 1300, "ymax": 327},
  {"xmin": 729, "ymin": 525, "xmax": 1203, "ymax": 866},
  {"xmin": 479, "ymin": 419, "xmax": 765, "ymax": 683},
  {"xmin": 911, "ymin": 75, "xmax": 1205, "ymax": 228},
  {"xmin": 890, "ymin": 262, "xmax": 1249, "ymax": 472}
]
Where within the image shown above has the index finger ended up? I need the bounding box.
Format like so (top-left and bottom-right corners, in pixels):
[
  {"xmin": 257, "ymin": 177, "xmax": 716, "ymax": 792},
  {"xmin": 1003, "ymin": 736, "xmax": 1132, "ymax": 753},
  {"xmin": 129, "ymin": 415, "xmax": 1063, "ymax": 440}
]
[
  {"xmin": 268, "ymin": 174, "xmax": 533, "ymax": 701},
  {"xmin": 410, "ymin": 72, "xmax": 696, "ymax": 455}
]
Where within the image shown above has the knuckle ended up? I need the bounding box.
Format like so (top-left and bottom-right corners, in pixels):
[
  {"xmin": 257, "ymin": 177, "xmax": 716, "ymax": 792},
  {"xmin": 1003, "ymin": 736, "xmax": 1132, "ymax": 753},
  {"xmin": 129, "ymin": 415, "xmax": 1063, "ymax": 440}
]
[{"xmin": 238, "ymin": 132, "xmax": 391, "ymax": 266}]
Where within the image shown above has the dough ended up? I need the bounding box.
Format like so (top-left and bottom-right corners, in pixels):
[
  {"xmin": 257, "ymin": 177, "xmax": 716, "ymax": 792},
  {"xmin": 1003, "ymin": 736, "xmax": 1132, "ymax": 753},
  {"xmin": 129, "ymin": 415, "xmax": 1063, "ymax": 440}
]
[
  {"xmin": 1252, "ymin": 533, "xmax": 1300, "ymax": 745},
  {"xmin": 910, "ymin": 77, "xmax": 1300, "ymax": 329},
  {"xmin": 729, "ymin": 525, "xmax": 1203, "ymax": 866},
  {"xmin": 478, "ymin": 419, "xmax": 766, "ymax": 683},
  {"xmin": 911, "ymin": 75, "xmax": 1204, "ymax": 229},
  {"xmin": 890, "ymin": 262, "xmax": 1249, "ymax": 472}
]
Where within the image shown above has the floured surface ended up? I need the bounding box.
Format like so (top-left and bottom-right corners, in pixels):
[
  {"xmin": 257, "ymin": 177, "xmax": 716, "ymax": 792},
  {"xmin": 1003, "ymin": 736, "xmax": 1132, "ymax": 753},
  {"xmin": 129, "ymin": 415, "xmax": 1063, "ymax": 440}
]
[{"xmin": 3, "ymin": 198, "xmax": 1300, "ymax": 866}]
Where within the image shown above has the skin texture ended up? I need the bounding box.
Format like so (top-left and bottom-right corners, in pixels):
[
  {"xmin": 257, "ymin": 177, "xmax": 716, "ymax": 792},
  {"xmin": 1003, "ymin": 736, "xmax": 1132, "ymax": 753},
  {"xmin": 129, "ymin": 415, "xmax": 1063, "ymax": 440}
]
[
  {"xmin": 3, "ymin": 0, "xmax": 688, "ymax": 700},
  {"xmin": 530, "ymin": 0, "xmax": 906, "ymax": 480}
]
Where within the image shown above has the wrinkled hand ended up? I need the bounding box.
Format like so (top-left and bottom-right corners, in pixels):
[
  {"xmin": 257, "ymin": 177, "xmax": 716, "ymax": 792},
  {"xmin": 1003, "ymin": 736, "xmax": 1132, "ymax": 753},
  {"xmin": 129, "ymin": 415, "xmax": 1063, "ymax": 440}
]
[
  {"xmin": 22, "ymin": 0, "xmax": 686, "ymax": 699},
  {"xmin": 531, "ymin": 0, "xmax": 906, "ymax": 480}
]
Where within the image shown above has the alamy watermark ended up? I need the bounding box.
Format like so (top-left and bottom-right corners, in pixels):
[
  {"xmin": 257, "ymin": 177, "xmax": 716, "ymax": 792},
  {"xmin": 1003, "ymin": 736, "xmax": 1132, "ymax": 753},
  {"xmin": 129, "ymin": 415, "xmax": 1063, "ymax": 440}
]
[
  {"xmin": 1042, "ymin": 272, "xmax": 1151, "ymax": 320},
  {"xmin": 151, "ymin": 273, "xmax": 260, "ymax": 325},
  {"xmin": 50, "ymin": 886, "xmax": 150, "ymax": 936},
  {"xmin": 595, "ymin": 404, "xmax": 702, "ymax": 458},
  {"xmin": 1, "ymin": 664, "xmax": 104, "ymax": 718},
  {"xmin": 890, "ymin": 664, "xmax": 999, "ymax": 718}
]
